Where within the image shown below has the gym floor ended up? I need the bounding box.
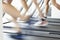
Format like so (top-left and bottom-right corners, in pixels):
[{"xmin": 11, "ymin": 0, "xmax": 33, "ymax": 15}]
[
  {"xmin": 3, "ymin": 16, "xmax": 60, "ymax": 40},
  {"xmin": 3, "ymin": 0, "xmax": 60, "ymax": 40},
  {"xmin": 3, "ymin": 33, "xmax": 60, "ymax": 40}
]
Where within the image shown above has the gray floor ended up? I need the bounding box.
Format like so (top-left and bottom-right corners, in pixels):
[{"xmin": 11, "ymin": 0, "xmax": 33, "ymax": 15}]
[
  {"xmin": 3, "ymin": 33, "xmax": 60, "ymax": 40},
  {"xmin": 3, "ymin": 17, "xmax": 60, "ymax": 40}
]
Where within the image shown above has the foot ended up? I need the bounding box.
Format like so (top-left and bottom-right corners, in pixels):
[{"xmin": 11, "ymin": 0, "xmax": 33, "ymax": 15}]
[
  {"xmin": 33, "ymin": 19, "xmax": 48, "ymax": 26},
  {"xmin": 10, "ymin": 32, "xmax": 24, "ymax": 40},
  {"xmin": 40, "ymin": 20, "xmax": 48, "ymax": 26}
]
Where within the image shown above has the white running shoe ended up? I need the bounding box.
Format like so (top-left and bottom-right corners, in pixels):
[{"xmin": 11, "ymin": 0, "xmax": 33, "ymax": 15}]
[{"xmin": 33, "ymin": 20, "xmax": 48, "ymax": 26}]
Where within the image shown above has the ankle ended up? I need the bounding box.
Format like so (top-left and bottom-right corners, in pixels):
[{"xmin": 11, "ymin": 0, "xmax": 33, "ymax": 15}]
[
  {"xmin": 41, "ymin": 18, "xmax": 46, "ymax": 21},
  {"xmin": 41, "ymin": 17, "xmax": 47, "ymax": 21}
]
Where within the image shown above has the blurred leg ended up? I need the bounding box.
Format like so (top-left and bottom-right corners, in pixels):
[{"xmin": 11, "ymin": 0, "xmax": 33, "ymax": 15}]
[
  {"xmin": 33, "ymin": 0, "xmax": 48, "ymax": 26},
  {"xmin": 32, "ymin": 0, "xmax": 44, "ymax": 18},
  {"xmin": 2, "ymin": 1, "xmax": 22, "ymax": 32},
  {"xmin": 2, "ymin": 0, "xmax": 32, "ymax": 31},
  {"xmin": 44, "ymin": 0, "xmax": 50, "ymax": 17},
  {"xmin": 21, "ymin": 0, "xmax": 29, "ymax": 15},
  {"xmin": 2, "ymin": 3, "xmax": 22, "ymax": 20},
  {"xmin": 52, "ymin": 0, "xmax": 60, "ymax": 10},
  {"xmin": 3, "ymin": 1, "xmax": 24, "ymax": 39},
  {"xmin": 21, "ymin": 0, "xmax": 28, "ymax": 11},
  {"xmin": 3, "ymin": 0, "xmax": 31, "ymax": 21},
  {"xmin": 20, "ymin": 0, "xmax": 33, "ymax": 21}
]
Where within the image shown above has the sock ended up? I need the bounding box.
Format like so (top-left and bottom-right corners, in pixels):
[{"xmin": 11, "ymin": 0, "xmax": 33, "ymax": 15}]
[{"xmin": 41, "ymin": 18, "xmax": 46, "ymax": 21}]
